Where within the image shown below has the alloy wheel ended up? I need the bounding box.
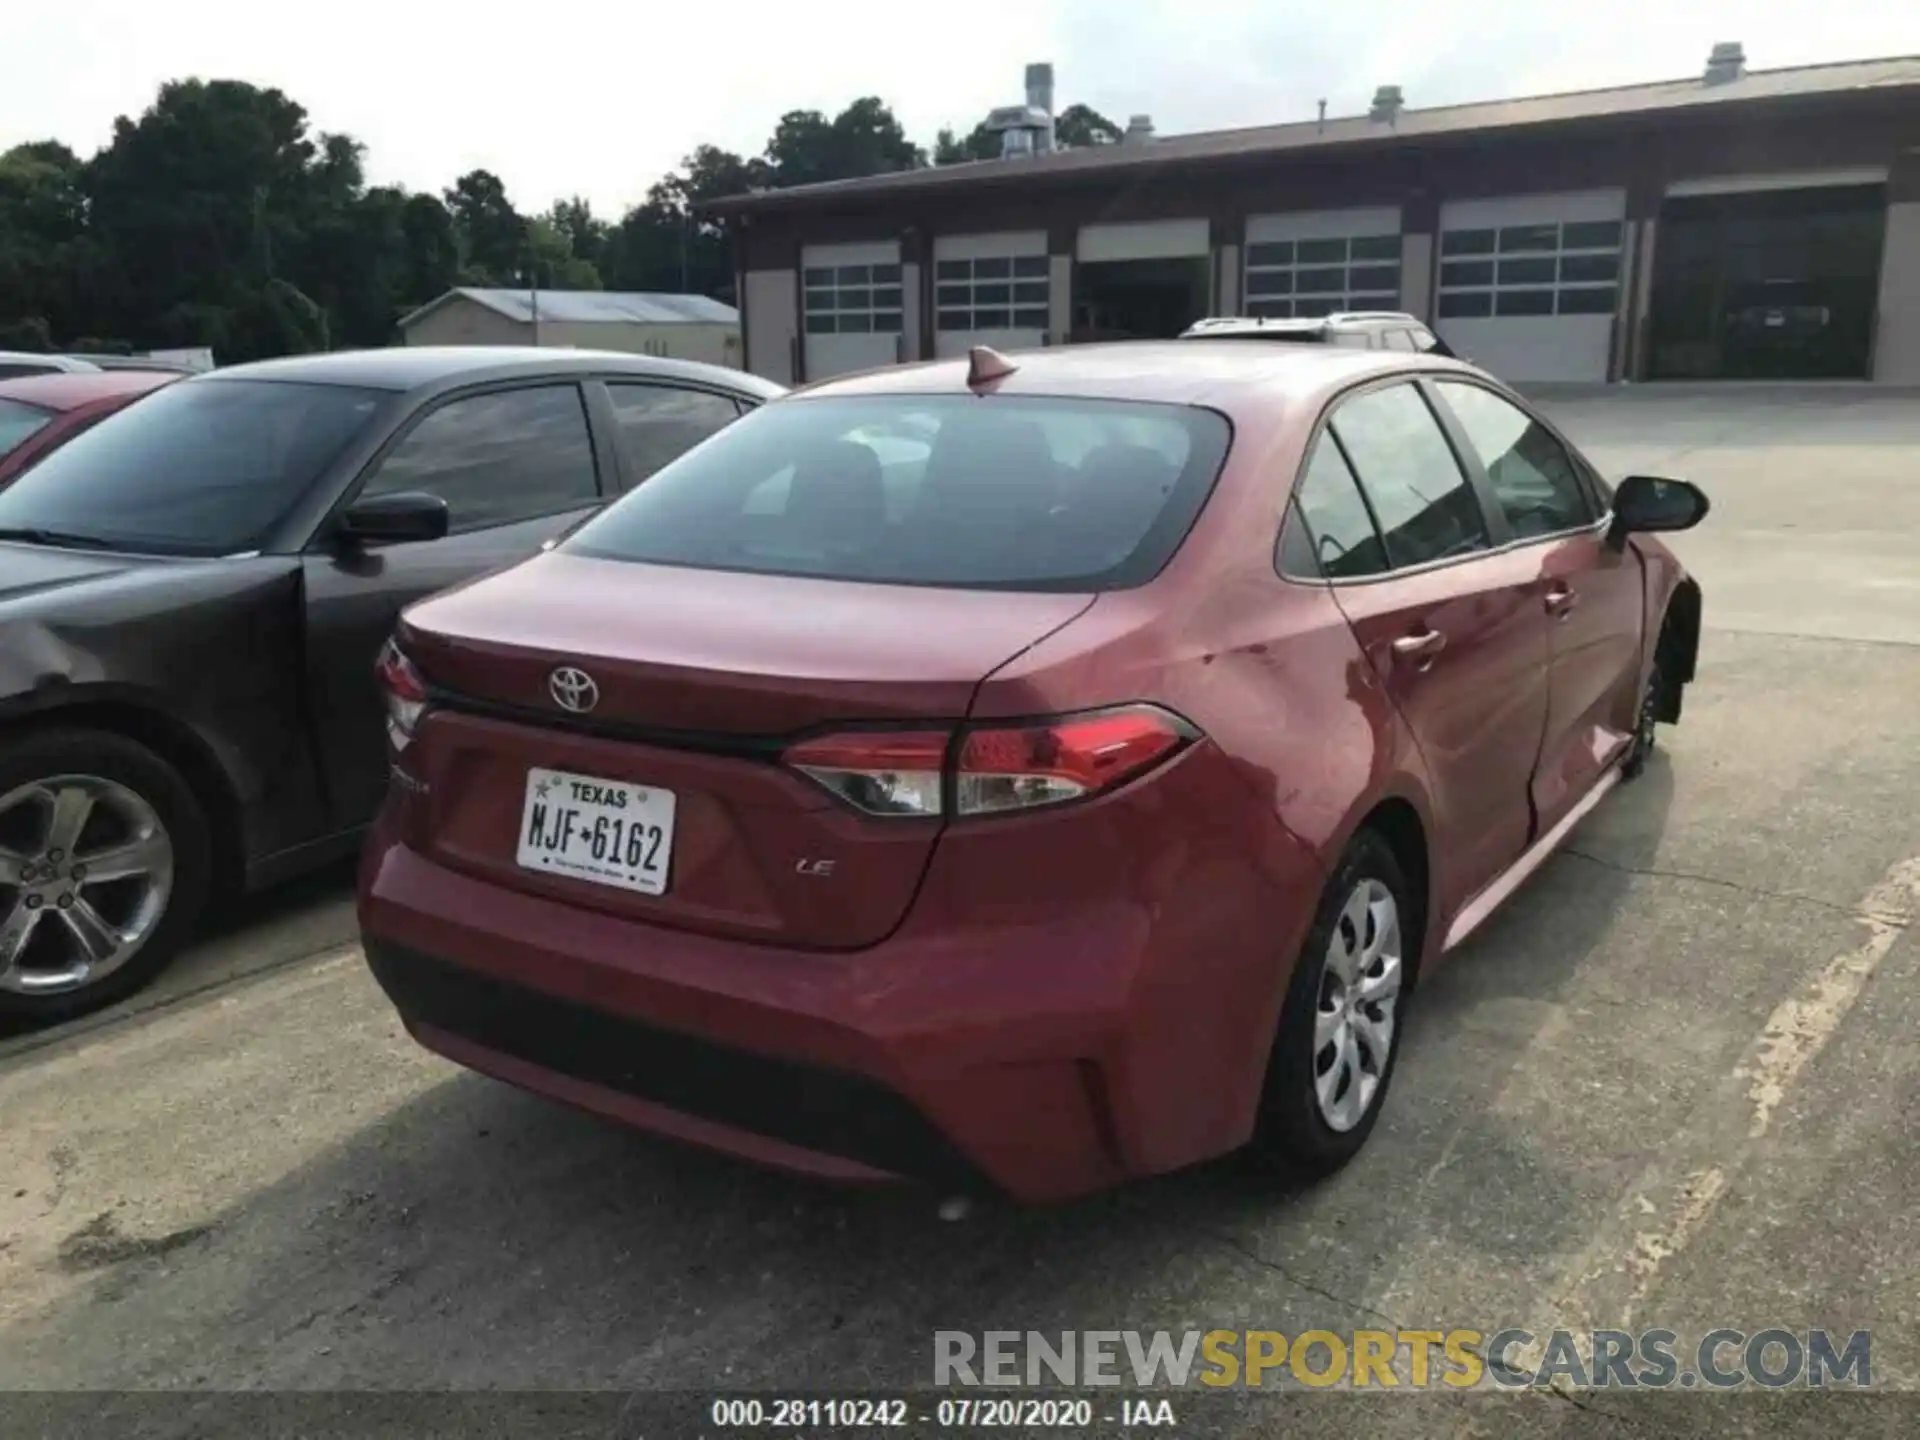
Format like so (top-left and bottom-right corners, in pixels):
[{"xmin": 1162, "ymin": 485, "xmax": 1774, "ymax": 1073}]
[
  {"xmin": 0, "ymin": 775, "xmax": 175, "ymax": 997},
  {"xmin": 1312, "ymin": 877, "xmax": 1403, "ymax": 1132}
]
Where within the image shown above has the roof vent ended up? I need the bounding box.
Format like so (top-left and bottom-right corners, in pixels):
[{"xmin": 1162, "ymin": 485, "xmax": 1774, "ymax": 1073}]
[
  {"xmin": 983, "ymin": 60, "xmax": 1057, "ymax": 158},
  {"xmin": 1705, "ymin": 41, "xmax": 1746, "ymax": 85},
  {"xmin": 1369, "ymin": 85, "xmax": 1405, "ymax": 124},
  {"xmin": 1122, "ymin": 114, "xmax": 1156, "ymax": 144}
]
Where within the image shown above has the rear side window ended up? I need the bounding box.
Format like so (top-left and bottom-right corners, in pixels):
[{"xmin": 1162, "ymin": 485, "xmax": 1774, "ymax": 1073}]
[
  {"xmin": 1329, "ymin": 384, "xmax": 1489, "ymax": 569},
  {"xmin": 1289, "ymin": 436, "xmax": 1388, "ymax": 579},
  {"xmin": 359, "ymin": 384, "xmax": 599, "ymax": 533},
  {"xmin": 0, "ymin": 398, "xmax": 51, "ymax": 459},
  {"xmin": 605, "ymin": 383, "xmax": 741, "ymax": 490},
  {"xmin": 1382, "ymin": 330, "xmax": 1417, "ymax": 352},
  {"xmin": 565, "ymin": 395, "xmax": 1232, "ymax": 591},
  {"xmin": 1433, "ymin": 381, "xmax": 1592, "ymax": 538}
]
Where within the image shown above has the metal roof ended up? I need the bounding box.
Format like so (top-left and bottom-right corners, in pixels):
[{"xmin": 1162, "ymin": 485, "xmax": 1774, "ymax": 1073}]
[
  {"xmin": 402, "ymin": 288, "xmax": 739, "ymax": 329},
  {"xmin": 708, "ymin": 54, "xmax": 1920, "ymax": 214}
]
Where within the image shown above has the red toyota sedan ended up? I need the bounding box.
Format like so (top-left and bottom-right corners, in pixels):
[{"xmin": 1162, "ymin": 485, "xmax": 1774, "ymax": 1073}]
[
  {"xmin": 0, "ymin": 370, "xmax": 179, "ymax": 486},
  {"xmin": 359, "ymin": 342, "xmax": 1707, "ymax": 1201}
]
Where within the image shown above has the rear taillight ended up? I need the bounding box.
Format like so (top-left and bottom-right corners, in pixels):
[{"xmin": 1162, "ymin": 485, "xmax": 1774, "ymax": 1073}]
[
  {"xmin": 375, "ymin": 638, "xmax": 428, "ymax": 751},
  {"xmin": 783, "ymin": 730, "xmax": 948, "ymax": 817},
  {"xmin": 783, "ymin": 705, "xmax": 1192, "ymax": 818},
  {"xmin": 955, "ymin": 708, "xmax": 1189, "ymax": 815}
]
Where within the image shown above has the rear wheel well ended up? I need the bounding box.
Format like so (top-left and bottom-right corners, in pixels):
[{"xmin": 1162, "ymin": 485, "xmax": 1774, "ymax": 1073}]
[
  {"xmin": 1359, "ymin": 798, "xmax": 1429, "ymax": 979},
  {"xmin": 0, "ymin": 703, "xmax": 245, "ymax": 895}
]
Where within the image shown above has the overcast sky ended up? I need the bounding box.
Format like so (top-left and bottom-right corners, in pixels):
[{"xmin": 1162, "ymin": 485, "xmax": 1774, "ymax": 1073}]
[{"xmin": 5, "ymin": 1, "xmax": 1919, "ymax": 217}]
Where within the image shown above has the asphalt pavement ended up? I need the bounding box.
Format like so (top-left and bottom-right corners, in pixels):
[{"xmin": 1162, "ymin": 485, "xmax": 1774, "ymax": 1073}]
[{"xmin": 2, "ymin": 384, "xmax": 1917, "ymax": 1436}]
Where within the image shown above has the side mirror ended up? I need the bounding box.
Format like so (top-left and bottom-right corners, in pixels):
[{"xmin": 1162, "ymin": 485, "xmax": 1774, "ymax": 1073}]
[
  {"xmin": 337, "ymin": 491, "xmax": 450, "ymax": 546},
  {"xmin": 1608, "ymin": 475, "xmax": 1709, "ymax": 548}
]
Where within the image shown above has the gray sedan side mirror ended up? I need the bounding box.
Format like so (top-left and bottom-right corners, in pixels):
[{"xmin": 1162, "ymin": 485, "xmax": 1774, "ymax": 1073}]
[{"xmin": 337, "ymin": 491, "xmax": 450, "ymax": 546}]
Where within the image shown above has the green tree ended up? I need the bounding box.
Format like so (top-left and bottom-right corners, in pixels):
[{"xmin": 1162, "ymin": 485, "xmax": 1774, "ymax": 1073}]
[
  {"xmin": 87, "ymin": 82, "xmax": 316, "ymax": 332},
  {"xmin": 79, "ymin": 79, "xmax": 376, "ymax": 358},
  {"xmin": 546, "ymin": 196, "xmax": 607, "ymax": 272},
  {"xmin": 1056, "ymin": 103, "xmax": 1123, "ymax": 147},
  {"xmin": 524, "ymin": 215, "xmax": 601, "ymax": 290},
  {"xmin": 765, "ymin": 98, "xmax": 922, "ymax": 188},
  {"xmin": 933, "ymin": 124, "xmax": 998, "ymax": 164},
  {"xmin": 599, "ymin": 202, "xmax": 681, "ymax": 293},
  {"xmin": 602, "ymin": 144, "xmax": 766, "ymax": 298},
  {"xmin": 0, "ymin": 141, "xmax": 93, "ymax": 340},
  {"xmin": 443, "ymin": 168, "xmax": 527, "ymax": 284},
  {"xmin": 399, "ymin": 193, "xmax": 460, "ymax": 305},
  {"xmin": 0, "ymin": 316, "xmax": 52, "ymax": 351}
]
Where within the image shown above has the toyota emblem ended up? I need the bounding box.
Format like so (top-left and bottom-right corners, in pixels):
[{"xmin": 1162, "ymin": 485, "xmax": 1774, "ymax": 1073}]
[{"xmin": 548, "ymin": 666, "xmax": 599, "ymax": 714}]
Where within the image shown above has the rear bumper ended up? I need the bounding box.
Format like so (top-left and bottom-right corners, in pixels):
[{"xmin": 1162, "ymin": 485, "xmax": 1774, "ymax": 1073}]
[
  {"xmin": 359, "ymin": 773, "xmax": 1323, "ymax": 1202},
  {"xmin": 367, "ymin": 938, "xmax": 992, "ymax": 1191}
]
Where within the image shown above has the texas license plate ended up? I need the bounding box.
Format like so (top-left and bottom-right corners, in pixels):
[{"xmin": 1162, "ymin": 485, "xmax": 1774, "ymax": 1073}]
[{"xmin": 515, "ymin": 766, "xmax": 676, "ymax": 895}]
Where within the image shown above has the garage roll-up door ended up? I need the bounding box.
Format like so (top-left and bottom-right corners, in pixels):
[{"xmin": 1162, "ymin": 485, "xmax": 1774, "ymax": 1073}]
[
  {"xmin": 802, "ymin": 240, "xmax": 904, "ymax": 381},
  {"xmin": 934, "ymin": 231, "xmax": 1050, "ymax": 358},
  {"xmin": 1244, "ymin": 207, "xmax": 1403, "ymax": 319},
  {"xmin": 1437, "ymin": 191, "xmax": 1625, "ymax": 382}
]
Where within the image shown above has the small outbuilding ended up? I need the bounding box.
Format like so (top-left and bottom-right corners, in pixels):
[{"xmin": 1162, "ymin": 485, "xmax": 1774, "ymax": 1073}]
[{"xmin": 397, "ymin": 288, "xmax": 742, "ymax": 368}]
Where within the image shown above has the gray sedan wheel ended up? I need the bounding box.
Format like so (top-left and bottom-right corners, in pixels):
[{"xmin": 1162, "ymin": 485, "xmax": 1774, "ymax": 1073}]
[
  {"xmin": 0, "ymin": 775, "xmax": 176, "ymax": 997},
  {"xmin": 0, "ymin": 729, "xmax": 210, "ymax": 1022}
]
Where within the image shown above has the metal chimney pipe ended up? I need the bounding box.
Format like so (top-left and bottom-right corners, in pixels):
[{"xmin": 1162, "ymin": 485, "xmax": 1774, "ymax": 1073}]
[{"xmin": 1025, "ymin": 63, "xmax": 1055, "ymax": 115}]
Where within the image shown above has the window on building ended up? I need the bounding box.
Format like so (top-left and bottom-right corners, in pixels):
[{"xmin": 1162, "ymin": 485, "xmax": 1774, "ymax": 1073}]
[
  {"xmin": 1438, "ymin": 218, "xmax": 1622, "ymax": 319},
  {"xmin": 935, "ymin": 254, "xmax": 1050, "ymax": 332},
  {"xmin": 359, "ymin": 385, "xmax": 600, "ymax": 532},
  {"xmin": 804, "ymin": 262, "xmax": 905, "ymax": 336},
  {"xmin": 1244, "ymin": 233, "xmax": 1402, "ymax": 319}
]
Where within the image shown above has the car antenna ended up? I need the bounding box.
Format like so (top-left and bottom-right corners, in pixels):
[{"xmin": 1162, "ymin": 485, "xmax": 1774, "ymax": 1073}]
[{"xmin": 966, "ymin": 345, "xmax": 1018, "ymax": 390}]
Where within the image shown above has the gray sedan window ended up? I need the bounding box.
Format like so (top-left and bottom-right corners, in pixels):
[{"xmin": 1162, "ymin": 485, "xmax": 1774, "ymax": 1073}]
[{"xmin": 359, "ymin": 385, "xmax": 600, "ymax": 533}]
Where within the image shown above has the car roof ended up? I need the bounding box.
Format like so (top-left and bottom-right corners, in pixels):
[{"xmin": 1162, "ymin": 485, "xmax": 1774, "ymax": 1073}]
[
  {"xmin": 0, "ymin": 368, "xmax": 180, "ymax": 411},
  {"xmin": 794, "ymin": 341, "xmax": 1471, "ymax": 415},
  {"xmin": 202, "ymin": 345, "xmax": 785, "ymax": 399}
]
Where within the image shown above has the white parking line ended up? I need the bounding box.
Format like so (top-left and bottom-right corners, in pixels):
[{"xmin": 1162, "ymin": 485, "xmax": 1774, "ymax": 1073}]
[
  {"xmin": 1739, "ymin": 856, "xmax": 1920, "ymax": 1138},
  {"xmin": 1517, "ymin": 853, "xmax": 1920, "ymax": 1362}
]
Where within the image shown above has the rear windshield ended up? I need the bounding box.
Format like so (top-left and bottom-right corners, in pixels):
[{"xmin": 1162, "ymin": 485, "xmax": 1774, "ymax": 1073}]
[
  {"xmin": 565, "ymin": 394, "xmax": 1232, "ymax": 591},
  {"xmin": 0, "ymin": 378, "xmax": 382, "ymax": 555},
  {"xmin": 0, "ymin": 398, "xmax": 51, "ymax": 460}
]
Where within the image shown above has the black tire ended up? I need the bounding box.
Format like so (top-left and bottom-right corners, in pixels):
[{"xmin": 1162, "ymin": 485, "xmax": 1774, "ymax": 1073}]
[
  {"xmin": 1621, "ymin": 644, "xmax": 1665, "ymax": 780},
  {"xmin": 1248, "ymin": 830, "xmax": 1414, "ymax": 1179},
  {"xmin": 0, "ymin": 728, "xmax": 211, "ymax": 1023}
]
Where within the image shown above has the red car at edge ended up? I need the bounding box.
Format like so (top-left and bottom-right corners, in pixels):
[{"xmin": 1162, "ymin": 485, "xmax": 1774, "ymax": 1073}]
[
  {"xmin": 0, "ymin": 370, "xmax": 179, "ymax": 487},
  {"xmin": 359, "ymin": 340, "xmax": 1707, "ymax": 1202}
]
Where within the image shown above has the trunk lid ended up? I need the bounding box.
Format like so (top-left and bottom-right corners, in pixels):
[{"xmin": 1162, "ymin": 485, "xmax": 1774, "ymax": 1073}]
[{"xmin": 398, "ymin": 552, "xmax": 1093, "ymax": 949}]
